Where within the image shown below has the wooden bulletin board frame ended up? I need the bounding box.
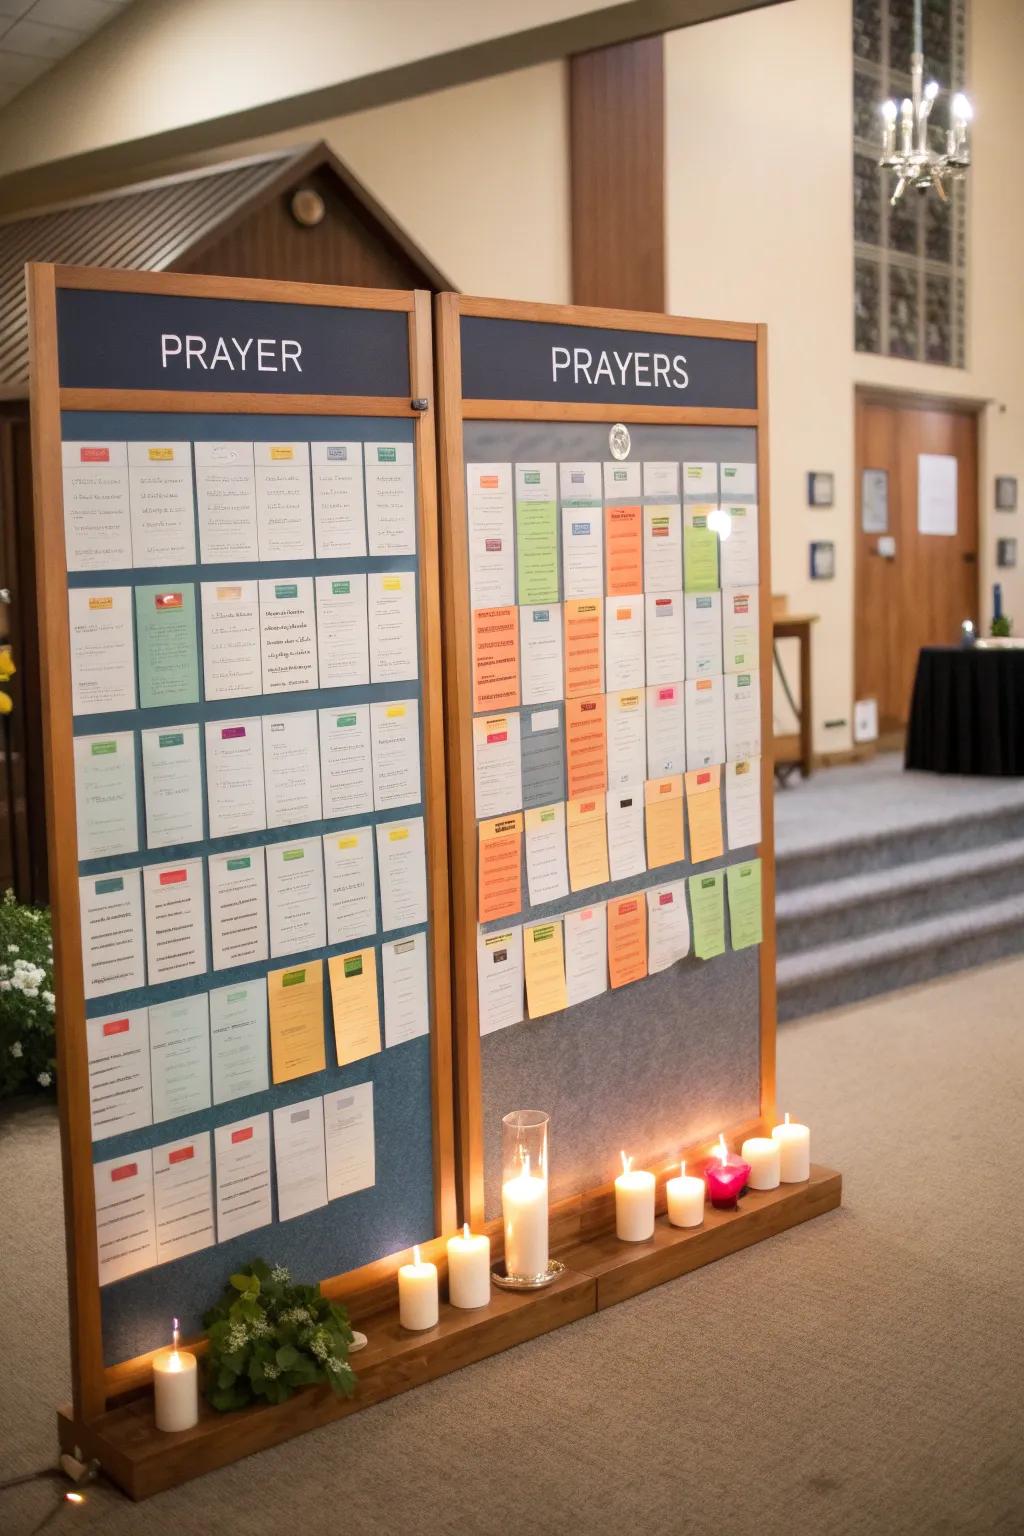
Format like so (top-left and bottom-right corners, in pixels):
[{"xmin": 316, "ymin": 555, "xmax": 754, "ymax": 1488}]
[
  {"xmin": 28, "ymin": 265, "xmax": 456, "ymax": 1423},
  {"xmin": 435, "ymin": 292, "xmax": 776, "ymax": 1239}
]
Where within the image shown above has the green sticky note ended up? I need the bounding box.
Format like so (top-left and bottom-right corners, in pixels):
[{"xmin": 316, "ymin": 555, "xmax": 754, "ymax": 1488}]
[
  {"xmin": 515, "ymin": 500, "xmax": 558, "ymax": 604},
  {"xmin": 683, "ymin": 518, "xmax": 720, "ymax": 593},
  {"xmin": 133, "ymin": 584, "xmax": 200, "ymax": 708},
  {"xmin": 727, "ymin": 858, "xmax": 763, "ymax": 950},
  {"xmin": 688, "ymin": 870, "xmax": 726, "ymax": 959}
]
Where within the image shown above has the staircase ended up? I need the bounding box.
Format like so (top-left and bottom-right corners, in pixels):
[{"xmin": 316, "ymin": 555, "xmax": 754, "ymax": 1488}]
[{"xmin": 775, "ymin": 756, "xmax": 1024, "ymax": 1022}]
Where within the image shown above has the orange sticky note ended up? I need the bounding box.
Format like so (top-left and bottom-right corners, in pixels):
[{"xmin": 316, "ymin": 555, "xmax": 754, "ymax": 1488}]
[
  {"xmin": 523, "ymin": 919, "xmax": 568, "ymax": 1018},
  {"xmin": 478, "ymin": 813, "xmax": 523, "ymax": 923},
  {"xmin": 472, "ymin": 605, "xmax": 520, "ymax": 712},
  {"xmin": 566, "ymin": 795, "xmax": 610, "ymax": 892},
  {"xmin": 608, "ymin": 893, "xmax": 647, "ymax": 989},
  {"xmin": 684, "ymin": 766, "xmax": 724, "ymax": 862},
  {"xmin": 328, "ymin": 948, "xmax": 381, "ymax": 1067},
  {"xmin": 563, "ymin": 597, "xmax": 604, "ymax": 697},
  {"xmin": 604, "ymin": 505, "xmax": 643, "ymax": 595},
  {"xmin": 565, "ymin": 693, "xmax": 608, "ymax": 798},
  {"xmin": 644, "ymin": 775, "xmax": 685, "ymax": 868},
  {"xmin": 268, "ymin": 960, "xmax": 326, "ymax": 1084}
]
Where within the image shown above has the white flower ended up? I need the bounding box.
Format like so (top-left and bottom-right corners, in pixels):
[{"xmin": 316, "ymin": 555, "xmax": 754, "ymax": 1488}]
[
  {"xmin": 42, "ymin": 991, "xmax": 54, "ymax": 1005},
  {"xmin": 7, "ymin": 944, "xmax": 17, "ymax": 954},
  {"xmin": 46, "ymin": 999, "xmax": 55, "ymax": 1014},
  {"xmin": 9, "ymin": 1040, "xmax": 22, "ymax": 1057},
  {"xmin": 270, "ymin": 1265, "xmax": 290, "ymax": 1283},
  {"xmin": 24, "ymin": 988, "xmax": 38, "ymax": 999},
  {"xmin": 0, "ymin": 980, "xmax": 10, "ymax": 992},
  {"xmin": 37, "ymin": 1070, "xmax": 51, "ymax": 1087},
  {"xmin": 262, "ymin": 1362, "xmax": 280, "ymax": 1380}
]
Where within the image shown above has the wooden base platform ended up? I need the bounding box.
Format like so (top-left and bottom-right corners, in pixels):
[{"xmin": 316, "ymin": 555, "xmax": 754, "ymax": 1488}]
[{"xmin": 58, "ymin": 1165, "xmax": 841, "ymax": 1501}]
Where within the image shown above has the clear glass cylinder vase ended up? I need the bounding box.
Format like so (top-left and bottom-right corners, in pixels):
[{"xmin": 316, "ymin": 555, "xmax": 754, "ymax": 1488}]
[{"xmin": 501, "ymin": 1110, "xmax": 549, "ymax": 1281}]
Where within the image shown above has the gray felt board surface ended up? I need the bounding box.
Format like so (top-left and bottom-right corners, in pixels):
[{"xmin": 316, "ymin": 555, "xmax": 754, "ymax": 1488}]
[{"xmin": 462, "ymin": 422, "xmax": 763, "ymax": 1218}]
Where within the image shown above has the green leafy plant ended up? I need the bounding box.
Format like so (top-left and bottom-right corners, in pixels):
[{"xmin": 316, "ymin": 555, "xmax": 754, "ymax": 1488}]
[
  {"xmin": 202, "ymin": 1260, "xmax": 357, "ymax": 1411},
  {"xmin": 0, "ymin": 890, "xmax": 56, "ymax": 1100},
  {"xmin": 991, "ymin": 614, "xmax": 1013, "ymax": 638}
]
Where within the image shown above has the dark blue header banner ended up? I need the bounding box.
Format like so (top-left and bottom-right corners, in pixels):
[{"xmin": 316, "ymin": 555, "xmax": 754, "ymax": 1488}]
[
  {"xmin": 460, "ymin": 315, "xmax": 757, "ymax": 410},
  {"xmin": 56, "ymin": 288, "xmax": 410, "ymax": 396}
]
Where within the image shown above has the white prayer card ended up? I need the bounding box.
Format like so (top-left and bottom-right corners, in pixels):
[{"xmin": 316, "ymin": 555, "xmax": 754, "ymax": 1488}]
[
  {"xmin": 368, "ymin": 571, "xmax": 418, "ymax": 683},
  {"xmin": 647, "ymin": 881, "xmax": 691, "ymax": 973},
  {"xmin": 724, "ymin": 671, "xmax": 762, "ymax": 761},
  {"xmin": 209, "ymin": 981, "xmax": 270, "ymax": 1105},
  {"xmin": 720, "ymin": 462, "xmax": 757, "ymax": 498},
  {"xmin": 606, "ymin": 788, "xmax": 646, "ymax": 882},
  {"xmin": 127, "ymin": 441, "xmax": 196, "ymax": 566},
  {"xmin": 370, "ymin": 699, "xmax": 421, "ymax": 811},
  {"xmin": 324, "ymin": 1081, "xmax": 376, "ymax": 1201},
  {"xmin": 86, "ymin": 1009, "xmax": 152, "ymax": 1139},
  {"xmin": 603, "ymin": 461, "xmax": 641, "ymax": 499},
  {"xmin": 259, "ymin": 578, "xmax": 318, "ymax": 694},
  {"xmin": 205, "ymin": 718, "xmax": 267, "ymax": 839},
  {"xmin": 719, "ymin": 502, "xmax": 760, "ymax": 587},
  {"xmin": 152, "ymin": 1132, "xmax": 216, "ymax": 1264},
  {"xmin": 315, "ymin": 574, "xmax": 370, "ymax": 688},
  {"xmin": 266, "ymin": 837, "xmax": 327, "ymax": 958},
  {"xmin": 645, "ymin": 683, "xmax": 687, "ymax": 777},
  {"xmin": 682, "ymin": 461, "xmax": 718, "ymax": 499},
  {"xmin": 516, "ymin": 462, "xmax": 558, "ymax": 503},
  {"xmin": 365, "ymin": 442, "xmax": 416, "ymax": 556},
  {"xmin": 208, "ymin": 847, "xmax": 269, "ymax": 971},
  {"xmin": 477, "ymin": 925, "xmax": 524, "ymax": 1036},
  {"xmin": 605, "ymin": 596, "xmax": 645, "ymax": 691},
  {"xmin": 564, "ymin": 903, "xmax": 607, "ymax": 1007},
  {"xmin": 473, "ymin": 712, "xmax": 523, "ymax": 820},
  {"xmin": 726, "ymin": 758, "xmax": 762, "ymax": 850},
  {"xmin": 683, "ymin": 591, "xmax": 723, "ymax": 679},
  {"xmin": 643, "ymin": 461, "xmax": 680, "ymax": 498},
  {"xmin": 375, "ymin": 817, "xmax": 428, "ymax": 932},
  {"xmin": 200, "ymin": 581, "xmax": 263, "ymax": 701},
  {"xmin": 519, "ymin": 604, "xmax": 563, "ymax": 706},
  {"xmin": 79, "ymin": 869, "xmax": 145, "ymax": 1000},
  {"xmin": 323, "ymin": 826, "xmax": 377, "ymax": 945},
  {"xmin": 312, "ymin": 442, "xmax": 367, "ymax": 558},
  {"xmin": 559, "ymin": 462, "xmax": 602, "ymax": 503},
  {"xmin": 643, "ymin": 505, "xmax": 683, "ymax": 593},
  {"xmin": 214, "ymin": 1112, "xmax": 273, "ymax": 1241},
  {"xmin": 143, "ymin": 858, "xmax": 207, "ymax": 983},
  {"xmin": 94, "ymin": 1149, "xmax": 157, "ymax": 1286},
  {"xmin": 195, "ymin": 441, "xmax": 259, "ymax": 563},
  {"xmin": 684, "ymin": 677, "xmax": 727, "ymax": 770},
  {"xmin": 262, "ymin": 710, "xmax": 322, "ymax": 829},
  {"xmin": 318, "ymin": 705, "xmax": 374, "ymax": 819},
  {"xmin": 467, "ymin": 462, "xmax": 515, "ymax": 609},
  {"xmin": 561, "ymin": 506, "xmax": 603, "ymax": 599},
  {"xmin": 524, "ymin": 802, "xmax": 570, "ymax": 906},
  {"xmin": 74, "ymin": 731, "xmax": 138, "ymax": 861},
  {"xmin": 68, "ymin": 587, "xmax": 136, "ymax": 715},
  {"xmin": 61, "ymin": 441, "xmax": 131, "ymax": 572},
  {"xmin": 607, "ymin": 689, "xmax": 648, "ymax": 789},
  {"xmin": 149, "ymin": 993, "xmax": 212, "ymax": 1124},
  {"xmin": 644, "ymin": 590, "xmax": 685, "ymax": 686},
  {"xmin": 141, "ymin": 724, "xmax": 203, "ymax": 850},
  {"xmin": 273, "ymin": 1098, "xmax": 329, "ymax": 1222},
  {"xmin": 253, "ymin": 441, "xmax": 314, "ymax": 560},
  {"xmin": 381, "ymin": 930, "xmax": 430, "ymax": 1047},
  {"xmin": 722, "ymin": 588, "xmax": 759, "ymax": 674}
]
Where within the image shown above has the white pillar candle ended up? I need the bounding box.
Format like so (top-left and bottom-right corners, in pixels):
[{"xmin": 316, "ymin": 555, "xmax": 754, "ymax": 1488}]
[
  {"xmin": 153, "ymin": 1320, "xmax": 198, "ymax": 1432},
  {"xmin": 398, "ymin": 1244, "xmax": 439, "ymax": 1330},
  {"xmin": 666, "ymin": 1161, "xmax": 705, "ymax": 1228},
  {"xmin": 447, "ymin": 1223, "xmax": 491, "ymax": 1309},
  {"xmin": 771, "ymin": 1112, "xmax": 811, "ymax": 1183},
  {"xmin": 741, "ymin": 1136, "xmax": 781, "ymax": 1190},
  {"xmin": 615, "ymin": 1153, "xmax": 656, "ymax": 1241},
  {"xmin": 502, "ymin": 1159, "xmax": 548, "ymax": 1279}
]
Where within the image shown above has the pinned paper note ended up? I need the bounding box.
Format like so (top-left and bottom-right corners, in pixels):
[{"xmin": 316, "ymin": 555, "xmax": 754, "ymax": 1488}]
[
  {"xmin": 644, "ymin": 775, "xmax": 685, "ymax": 868},
  {"xmin": 683, "ymin": 506, "xmax": 719, "ymax": 592},
  {"xmin": 472, "ymin": 605, "xmax": 520, "ymax": 712},
  {"xmin": 328, "ymin": 948, "xmax": 381, "ymax": 1066},
  {"xmin": 607, "ymin": 894, "xmax": 647, "ymax": 989},
  {"xmin": 523, "ymin": 919, "xmax": 567, "ymax": 1018},
  {"xmin": 566, "ymin": 795, "xmax": 610, "ymax": 892},
  {"xmin": 516, "ymin": 496, "xmax": 558, "ymax": 604},
  {"xmin": 524, "ymin": 803, "xmax": 569, "ymax": 906},
  {"xmin": 564, "ymin": 598, "xmax": 604, "ymax": 698},
  {"xmin": 727, "ymin": 859, "xmax": 763, "ymax": 950},
  {"xmin": 604, "ymin": 505, "xmax": 643, "ymax": 595},
  {"xmin": 646, "ymin": 882, "xmax": 690, "ymax": 973},
  {"xmin": 726, "ymin": 758, "xmax": 762, "ymax": 849},
  {"xmin": 564, "ymin": 904, "xmax": 607, "ymax": 1005},
  {"xmin": 478, "ymin": 814, "xmax": 523, "ymax": 923},
  {"xmin": 684, "ymin": 766, "xmax": 724, "ymax": 863},
  {"xmin": 689, "ymin": 871, "xmax": 726, "ymax": 959},
  {"xmin": 565, "ymin": 694, "xmax": 607, "ymax": 799},
  {"xmin": 477, "ymin": 925, "xmax": 524, "ymax": 1036},
  {"xmin": 268, "ymin": 961, "xmax": 326, "ymax": 1083}
]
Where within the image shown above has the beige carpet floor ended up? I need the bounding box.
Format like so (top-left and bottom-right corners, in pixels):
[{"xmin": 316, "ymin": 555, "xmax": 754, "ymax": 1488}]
[{"xmin": 2, "ymin": 959, "xmax": 1023, "ymax": 1536}]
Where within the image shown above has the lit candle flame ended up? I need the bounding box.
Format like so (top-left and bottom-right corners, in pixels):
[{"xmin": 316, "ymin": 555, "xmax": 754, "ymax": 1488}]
[
  {"xmin": 620, "ymin": 1150, "xmax": 632, "ymax": 1176},
  {"xmin": 784, "ymin": 1111, "xmax": 791, "ymax": 1126},
  {"xmin": 412, "ymin": 1244, "xmax": 421, "ymax": 1266},
  {"xmin": 717, "ymin": 1134, "xmax": 728, "ymax": 1164},
  {"xmin": 680, "ymin": 1160, "xmax": 686, "ymax": 1177},
  {"xmin": 65, "ymin": 1492, "xmax": 85, "ymax": 1505},
  {"xmin": 462, "ymin": 1222, "xmax": 470, "ymax": 1241},
  {"xmin": 171, "ymin": 1316, "xmax": 180, "ymax": 1352}
]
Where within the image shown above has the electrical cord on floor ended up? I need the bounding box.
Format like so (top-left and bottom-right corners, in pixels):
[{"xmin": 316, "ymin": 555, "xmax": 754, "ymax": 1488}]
[{"xmin": 0, "ymin": 1456, "xmax": 103, "ymax": 1534}]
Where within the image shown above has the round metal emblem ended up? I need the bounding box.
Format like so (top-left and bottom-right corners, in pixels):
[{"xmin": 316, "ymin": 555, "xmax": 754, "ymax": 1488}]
[{"xmin": 609, "ymin": 422, "xmax": 631, "ymax": 461}]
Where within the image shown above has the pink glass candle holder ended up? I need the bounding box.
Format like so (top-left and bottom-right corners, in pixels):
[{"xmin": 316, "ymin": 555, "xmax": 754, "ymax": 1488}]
[{"xmin": 705, "ymin": 1135, "xmax": 750, "ymax": 1210}]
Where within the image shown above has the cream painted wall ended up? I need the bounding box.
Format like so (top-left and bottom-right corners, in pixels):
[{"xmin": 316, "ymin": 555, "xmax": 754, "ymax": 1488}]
[{"xmin": 666, "ymin": 0, "xmax": 1024, "ymax": 752}]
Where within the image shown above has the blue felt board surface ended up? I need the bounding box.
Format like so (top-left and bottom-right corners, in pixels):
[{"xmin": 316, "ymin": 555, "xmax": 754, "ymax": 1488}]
[{"xmin": 63, "ymin": 413, "xmax": 437, "ymax": 1365}]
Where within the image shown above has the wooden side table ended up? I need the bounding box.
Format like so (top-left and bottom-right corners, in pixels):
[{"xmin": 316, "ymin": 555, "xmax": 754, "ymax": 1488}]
[{"xmin": 772, "ymin": 612, "xmax": 817, "ymax": 780}]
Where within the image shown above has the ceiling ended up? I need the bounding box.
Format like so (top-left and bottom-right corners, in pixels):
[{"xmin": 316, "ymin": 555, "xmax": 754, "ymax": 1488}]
[{"xmin": 0, "ymin": 0, "xmax": 133, "ymax": 109}]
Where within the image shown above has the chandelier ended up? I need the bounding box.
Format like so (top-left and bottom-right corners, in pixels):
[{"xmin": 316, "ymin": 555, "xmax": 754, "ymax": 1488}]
[{"xmin": 879, "ymin": 0, "xmax": 972, "ymax": 206}]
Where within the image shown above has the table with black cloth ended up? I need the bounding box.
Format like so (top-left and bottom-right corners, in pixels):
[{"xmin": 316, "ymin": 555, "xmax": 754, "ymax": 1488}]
[{"xmin": 905, "ymin": 645, "xmax": 1024, "ymax": 774}]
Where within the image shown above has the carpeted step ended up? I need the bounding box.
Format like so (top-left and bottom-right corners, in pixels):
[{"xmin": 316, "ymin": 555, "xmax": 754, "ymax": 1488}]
[
  {"xmin": 777, "ymin": 837, "xmax": 1024, "ymax": 955},
  {"xmin": 777, "ymin": 891, "xmax": 1024, "ymax": 1021},
  {"xmin": 776, "ymin": 802, "xmax": 1024, "ymax": 893}
]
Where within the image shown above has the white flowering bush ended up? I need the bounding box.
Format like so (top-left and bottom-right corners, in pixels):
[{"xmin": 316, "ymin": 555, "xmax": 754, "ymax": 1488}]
[
  {"xmin": 0, "ymin": 891, "xmax": 56, "ymax": 1099},
  {"xmin": 202, "ymin": 1260, "xmax": 356, "ymax": 1410}
]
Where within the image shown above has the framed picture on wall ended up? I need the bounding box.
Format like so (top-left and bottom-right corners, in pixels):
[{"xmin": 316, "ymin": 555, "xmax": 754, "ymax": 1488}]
[
  {"xmin": 807, "ymin": 471, "xmax": 834, "ymax": 507},
  {"xmin": 995, "ymin": 476, "xmax": 1018, "ymax": 511}
]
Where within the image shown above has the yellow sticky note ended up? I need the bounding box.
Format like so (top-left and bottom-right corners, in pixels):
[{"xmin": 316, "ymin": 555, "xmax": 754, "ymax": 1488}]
[
  {"xmin": 523, "ymin": 919, "xmax": 567, "ymax": 1018},
  {"xmin": 328, "ymin": 948, "xmax": 381, "ymax": 1067},
  {"xmin": 268, "ymin": 960, "xmax": 326, "ymax": 1084},
  {"xmin": 566, "ymin": 795, "xmax": 610, "ymax": 892},
  {"xmin": 684, "ymin": 766, "xmax": 724, "ymax": 862},
  {"xmin": 644, "ymin": 776, "xmax": 685, "ymax": 868}
]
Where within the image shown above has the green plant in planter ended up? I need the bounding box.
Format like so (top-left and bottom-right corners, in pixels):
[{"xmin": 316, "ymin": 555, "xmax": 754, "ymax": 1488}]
[
  {"xmin": 0, "ymin": 890, "xmax": 56, "ymax": 1100},
  {"xmin": 991, "ymin": 614, "xmax": 1013, "ymax": 638},
  {"xmin": 203, "ymin": 1260, "xmax": 357, "ymax": 1410}
]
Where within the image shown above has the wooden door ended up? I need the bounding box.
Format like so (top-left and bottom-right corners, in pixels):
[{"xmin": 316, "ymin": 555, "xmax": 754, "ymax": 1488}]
[{"xmin": 855, "ymin": 395, "xmax": 979, "ymax": 731}]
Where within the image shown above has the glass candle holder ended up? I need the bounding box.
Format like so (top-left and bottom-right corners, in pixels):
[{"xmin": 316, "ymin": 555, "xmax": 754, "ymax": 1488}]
[
  {"xmin": 705, "ymin": 1137, "xmax": 750, "ymax": 1211},
  {"xmin": 501, "ymin": 1110, "xmax": 549, "ymax": 1281}
]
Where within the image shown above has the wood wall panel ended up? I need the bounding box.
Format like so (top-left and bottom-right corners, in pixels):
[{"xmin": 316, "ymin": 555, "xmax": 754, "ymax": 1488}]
[{"xmin": 570, "ymin": 37, "xmax": 665, "ymax": 312}]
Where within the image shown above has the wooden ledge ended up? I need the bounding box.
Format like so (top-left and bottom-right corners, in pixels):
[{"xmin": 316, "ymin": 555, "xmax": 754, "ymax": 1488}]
[{"xmin": 560, "ymin": 1165, "xmax": 842, "ymax": 1309}]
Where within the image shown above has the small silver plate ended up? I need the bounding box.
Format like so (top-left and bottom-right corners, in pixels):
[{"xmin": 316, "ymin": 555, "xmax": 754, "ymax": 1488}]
[{"xmin": 491, "ymin": 1259, "xmax": 565, "ymax": 1292}]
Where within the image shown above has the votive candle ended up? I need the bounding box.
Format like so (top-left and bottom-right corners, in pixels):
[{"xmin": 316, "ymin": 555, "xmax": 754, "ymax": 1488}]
[
  {"xmin": 447, "ymin": 1223, "xmax": 491, "ymax": 1309},
  {"xmin": 398, "ymin": 1244, "xmax": 439, "ymax": 1330},
  {"xmin": 705, "ymin": 1134, "xmax": 751, "ymax": 1211},
  {"xmin": 666, "ymin": 1161, "xmax": 705, "ymax": 1228},
  {"xmin": 771, "ymin": 1112, "xmax": 811, "ymax": 1183},
  {"xmin": 153, "ymin": 1318, "xmax": 199, "ymax": 1432},
  {"xmin": 615, "ymin": 1152, "xmax": 656, "ymax": 1241},
  {"xmin": 502, "ymin": 1154, "xmax": 549, "ymax": 1279},
  {"xmin": 741, "ymin": 1136, "xmax": 781, "ymax": 1190}
]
